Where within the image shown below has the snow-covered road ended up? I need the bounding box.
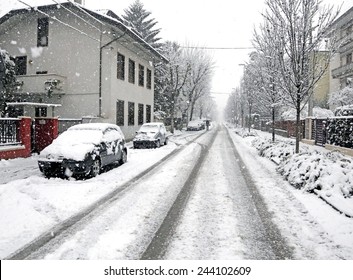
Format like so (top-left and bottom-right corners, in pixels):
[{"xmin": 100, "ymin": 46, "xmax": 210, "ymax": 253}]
[
  {"xmin": 0, "ymin": 131, "xmax": 202, "ymax": 259},
  {"xmin": 165, "ymin": 126, "xmax": 289, "ymax": 259},
  {"xmin": 1, "ymin": 124, "xmax": 353, "ymax": 259}
]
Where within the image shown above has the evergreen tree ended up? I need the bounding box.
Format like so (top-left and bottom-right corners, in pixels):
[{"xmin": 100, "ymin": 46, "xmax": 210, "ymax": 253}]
[
  {"xmin": 123, "ymin": 0, "xmax": 167, "ymax": 122},
  {"xmin": 0, "ymin": 49, "xmax": 17, "ymax": 117},
  {"xmin": 122, "ymin": 0, "xmax": 162, "ymax": 49}
]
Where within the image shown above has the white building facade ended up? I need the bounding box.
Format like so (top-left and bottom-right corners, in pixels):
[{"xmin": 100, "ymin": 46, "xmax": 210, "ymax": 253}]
[
  {"xmin": 330, "ymin": 6, "xmax": 353, "ymax": 95},
  {"xmin": 0, "ymin": 2, "xmax": 167, "ymax": 139}
]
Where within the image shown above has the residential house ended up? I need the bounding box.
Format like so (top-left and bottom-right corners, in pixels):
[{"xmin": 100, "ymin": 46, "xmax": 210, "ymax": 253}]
[{"xmin": 0, "ymin": 1, "xmax": 167, "ymax": 139}]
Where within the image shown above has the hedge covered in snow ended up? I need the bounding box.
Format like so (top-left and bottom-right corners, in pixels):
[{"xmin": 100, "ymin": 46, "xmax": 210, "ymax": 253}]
[
  {"xmin": 327, "ymin": 117, "xmax": 353, "ymax": 149},
  {"xmin": 250, "ymin": 136, "xmax": 353, "ymax": 199}
]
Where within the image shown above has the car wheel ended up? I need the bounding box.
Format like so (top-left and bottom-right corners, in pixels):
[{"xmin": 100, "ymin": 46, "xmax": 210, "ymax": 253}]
[
  {"xmin": 155, "ymin": 140, "xmax": 161, "ymax": 148},
  {"xmin": 119, "ymin": 149, "xmax": 127, "ymax": 165},
  {"xmin": 90, "ymin": 159, "xmax": 101, "ymax": 177}
]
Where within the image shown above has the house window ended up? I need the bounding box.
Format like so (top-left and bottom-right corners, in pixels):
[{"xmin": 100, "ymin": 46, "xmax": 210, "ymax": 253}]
[
  {"xmin": 347, "ymin": 53, "xmax": 352, "ymax": 64},
  {"xmin": 138, "ymin": 103, "xmax": 144, "ymax": 125},
  {"xmin": 147, "ymin": 69, "xmax": 152, "ymax": 89},
  {"xmin": 128, "ymin": 102, "xmax": 135, "ymax": 126},
  {"xmin": 14, "ymin": 56, "xmax": 27, "ymax": 75},
  {"xmin": 37, "ymin": 17, "xmax": 49, "ymax": 47},
  {"xmin": 146, "ymin": 105, "xmax": 151, "ymax": 123},
  {"xmin": 116, "ymin": 100, "xmax": 125, "ymax": 126},
  {"xmin": 117, "ymin": 53, "xmax": 125, "ymax": 80},
  {"xmin": 128, "ymin": 59, "xmax": 135, "ymax": 84},
  {"xmin": 138, "ymin": 64, "xmax": 144, "ymax": 87},
  {"xmin": 35, "ymin": 107, "xmax": 47, "ymax": 117}
]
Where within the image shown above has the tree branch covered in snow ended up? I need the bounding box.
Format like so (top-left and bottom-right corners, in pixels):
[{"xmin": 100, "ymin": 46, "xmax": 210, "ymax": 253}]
[
  {"xmin": 261, "ymin": 0, "xmax": 340, "ymax": 153},
  {"xmin": 328, "ymin": 86, "xmax": 353, "ymax": 108},
  {"xmin": 0, "ymin": 48, "xmax": 17, "ymax": 117}
]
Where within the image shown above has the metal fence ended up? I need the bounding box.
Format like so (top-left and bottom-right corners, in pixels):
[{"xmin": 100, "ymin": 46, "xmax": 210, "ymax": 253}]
[
  {"xmin": 0, "ymin": 118, "xmax": 20, "ymax": 146},
  {"xmin": 309, "ymin": 117, "xmax": 353, "ymax": 149},
  {"xmin": 312, "ymin": 118, "xmax": 327, "ymax": 146},
  {"xmin": 259, "ymin": 119, "xmax": 306, "ymax": 139}
]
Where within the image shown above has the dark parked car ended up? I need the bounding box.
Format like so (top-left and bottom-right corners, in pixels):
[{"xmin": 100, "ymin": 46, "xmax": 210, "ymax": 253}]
[
  {"xmin": 133, "ymin": 122, "xmax": 168, "ymax": 149},
  {"xmin": 186, "ymin": 120, "xmax": 205, "ymax": 131},
  {"xmin": 38, "ymin": 123, "xmax": 127, "ymax": 178}
]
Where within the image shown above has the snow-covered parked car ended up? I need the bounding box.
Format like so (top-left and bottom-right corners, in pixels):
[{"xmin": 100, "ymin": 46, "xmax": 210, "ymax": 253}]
[
  {"xmin": 38, "ymin": 123, "xmax": 127, "ymax": 178},
  {"xmin": 133, "ymin": 122, "xmax": 168, "ymax": 149},
  {"xmin": 186, "ymin": 120, "xmax": 205, "ymax": 131}
]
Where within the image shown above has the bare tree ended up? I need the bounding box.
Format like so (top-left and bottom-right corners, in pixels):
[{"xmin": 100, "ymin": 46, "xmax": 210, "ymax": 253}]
[
  {"xmin": 195, "ymin": 93, "xmax": 216, "ymax": 120},
  {"xmin": 183, "ymin": 47, "xmax": 214, "ymax": 121},
  {"xmin": 252, "ymin": 21, "xmax": 285, "ymax": 141},
  {"xmin": 264, "ymin": 0, "xmax": 339, "ymax": 152},
  {"xmin": 241, "ymin": 53, "xmax": 262, "ymax": 132},
  {"xmin": 160, "ymin": 42, "xmax": 191, "ymax": 133},
  {"xmin": 225, "ymin": 87, "xmax": 245, "ymax": 126}
]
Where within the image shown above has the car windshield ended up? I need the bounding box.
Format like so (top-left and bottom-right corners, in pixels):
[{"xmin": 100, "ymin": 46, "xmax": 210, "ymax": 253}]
[
  {"xmin": 139, "ymin": 124, "xmax": 159, "ymax": 133},
  {"xmin": 54, "ymin": 129, "xmax": 103, "ymax": 146}
]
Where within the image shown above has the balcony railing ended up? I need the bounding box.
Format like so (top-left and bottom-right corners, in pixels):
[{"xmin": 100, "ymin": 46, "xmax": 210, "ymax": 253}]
[
  {"xmin": 338, "ymin": 33, "xmax": 353, "ymax": 52},
  {"xmin": 331, "ymin": 62, "xmax": 353, "ymax": 79},
  {"xmin": 15, "ymin": 73, "xmax": 67, "ymax": 95}
]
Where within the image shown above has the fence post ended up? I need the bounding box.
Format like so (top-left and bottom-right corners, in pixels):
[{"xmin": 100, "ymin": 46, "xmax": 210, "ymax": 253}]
[
  {"xmin": 305, "ymin": 117, "xmax": 313, "ymax": 140},
  {"xmin": 19, "ymin": 117, "xmax": 32, "ymax": 157},
  {"xmin": 34, "ymin": 118, "xmax": 59, "ymax": 153}
]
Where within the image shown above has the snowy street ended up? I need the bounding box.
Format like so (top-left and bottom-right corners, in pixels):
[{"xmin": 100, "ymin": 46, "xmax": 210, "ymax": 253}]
[{"xmin": 1, "ymin": 124, "xmax": 353, "ymax": 259}]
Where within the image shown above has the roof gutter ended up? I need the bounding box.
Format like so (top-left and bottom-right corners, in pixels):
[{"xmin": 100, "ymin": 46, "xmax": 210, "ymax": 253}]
[{"xmin": 99, "ymin": 31, "xmax": 126, "ymax": 117}]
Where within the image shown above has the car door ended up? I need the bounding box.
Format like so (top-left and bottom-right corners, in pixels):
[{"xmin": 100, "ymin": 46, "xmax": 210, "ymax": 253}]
[
  {"xmin": 160, "ymin": 124, "xmax": 166, "ymax": 143},
  {"xmin": 101, "ymin": 129, "xmax": 118, "ymax": 165},
  {"xmin": 99, "ymin": 141, "xmax": 110, "ymax": 167}
]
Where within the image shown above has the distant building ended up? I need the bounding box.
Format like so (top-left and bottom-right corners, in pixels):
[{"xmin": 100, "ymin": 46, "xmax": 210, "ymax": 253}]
[
  {"xmin": 311, "ymin": 51, "xmax": 331, "ymax": 109},
  {"xmin": 329, "ymin": 6, "xmax": 353, "ymax": 102},
  {"xmin": 0, "ymin": 2, "xmax": 167, "ymax": 139}
]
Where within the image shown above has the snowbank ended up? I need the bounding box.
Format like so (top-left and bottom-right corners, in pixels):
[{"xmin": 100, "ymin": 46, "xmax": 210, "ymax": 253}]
[{"xmin": 233, "ymin": 127, "xmax": 353, "ymax": 217}]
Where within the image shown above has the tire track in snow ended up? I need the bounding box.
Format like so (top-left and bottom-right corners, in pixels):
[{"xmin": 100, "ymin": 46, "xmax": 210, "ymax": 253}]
[
  {"xmin": 5, "ymin": 131, "xmax": 207, "ymax": 260},
  {"xmin": 140, "ymin": 127, "xmax": 218, "ymax": 259},
  {"xmin": 162, "ymin": 126, "xmax": 291, "ymax": 259}
]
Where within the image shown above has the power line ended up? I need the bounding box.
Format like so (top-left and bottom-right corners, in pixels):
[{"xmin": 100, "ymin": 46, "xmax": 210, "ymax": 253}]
[
  {"xmin": 180, "ymin": 46, "xmax": 254, "ymax": 50},
  {"xmin": 51, "ymin": 0, "xmax": 101, "ymax": 32},
  {"xmin": 17, "ymin": 0, "xmax": 100, "ymax": 42},
  {"xmin": 67, "ymin": 0, "xmax": 106, "ymax": 27}
]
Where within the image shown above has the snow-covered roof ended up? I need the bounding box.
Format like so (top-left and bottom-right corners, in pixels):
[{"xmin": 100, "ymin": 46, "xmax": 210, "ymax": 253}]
[
  {"xmin": 328, "ymin": 5, "xmax": 353, "ymax": 32},
  {"xmin": 6, "ymin": 102, "xmax": 62, "ymax": 108},
  {"xmin": 0, "ymin": 2, "xmax": 168, "ymax": 64}
]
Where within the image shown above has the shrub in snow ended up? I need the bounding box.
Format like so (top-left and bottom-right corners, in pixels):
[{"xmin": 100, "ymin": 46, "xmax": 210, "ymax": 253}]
[
  {"xmin": 234, "ymin": 128, "xmax": 258, "ymax": 138},
  {"xmin": 251, "ymin": 136, "xmax": 353, "ymax": 199},
  {"xmin": 280, "ymin": 106, "xmax": 334, "ymax": 120},
  {"xmin": 334, "ymin": 104, "xmax": 353, "ymax": 116},
  {"xmin": 251, "ymin": 137, "xmax": 297, "ymax": 165},
  {"xmin": 277, "ymin": 150, "xmax": 353, "ymax": 198}
]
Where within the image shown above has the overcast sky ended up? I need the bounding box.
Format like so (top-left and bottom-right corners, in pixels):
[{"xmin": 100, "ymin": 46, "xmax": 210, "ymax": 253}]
[{"xmin": 0, "ymin": 0, "xmax": 352, "ymax": 109}]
